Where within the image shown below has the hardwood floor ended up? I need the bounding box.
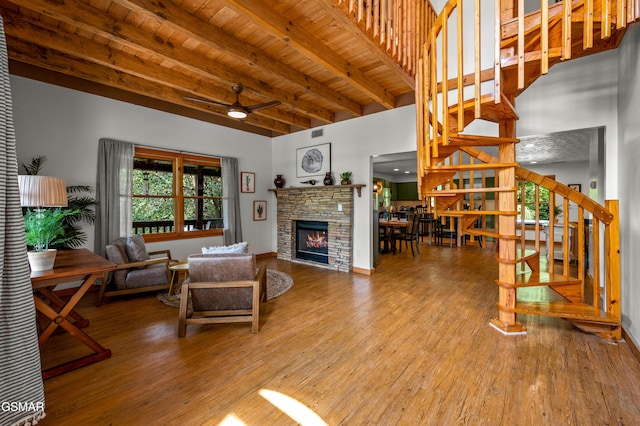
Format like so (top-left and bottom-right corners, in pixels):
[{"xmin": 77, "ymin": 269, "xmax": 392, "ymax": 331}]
[{"xmin": 39, "ymin": 242, "xmax": 640, "ymax": 425}]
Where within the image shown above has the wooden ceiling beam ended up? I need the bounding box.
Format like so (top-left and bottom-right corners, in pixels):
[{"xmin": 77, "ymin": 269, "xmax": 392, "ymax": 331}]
[
  {"xmin": 223, "ymin": 0, "xmax": 397, "ymax": 109},
  {"xmin": 111, "ymin": 0, "xmax": 363, "ymax": 117},
  {"xmin": 0, "ymin": 8, "xmax": 310, "ymax": 129},
  {"xmin": 6, "ymin": 37, "xmax": 291, "ymax": 134},
  {"xmin": 5, "ymin": 0, "xmax": 332, "ymax": 124}
]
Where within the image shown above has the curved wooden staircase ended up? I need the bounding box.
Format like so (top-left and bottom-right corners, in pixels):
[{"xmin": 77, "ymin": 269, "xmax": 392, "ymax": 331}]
[{"xmin": 416, "ymin": 0, "xmax": 638, "ymax": 340}]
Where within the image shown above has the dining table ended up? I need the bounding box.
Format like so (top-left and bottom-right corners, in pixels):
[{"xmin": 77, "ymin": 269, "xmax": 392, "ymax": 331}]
[{"xmin": 378, "ymin": 218, "xmax": 411, "ymax": 253}]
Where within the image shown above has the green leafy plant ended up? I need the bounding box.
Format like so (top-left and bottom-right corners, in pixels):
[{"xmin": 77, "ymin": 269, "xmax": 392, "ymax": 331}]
[
  {"xmin": 20, "ymin": 156, "xmax": 96, "ymax": 249},
  {"xmin": 340, "ymin": 171, "xmax": 352, "ymax": 180},
  {"xmin": 553, "ymin": 205, "xmax": 562, "ymax": 217},
  {"xmin": 24, "ymin": 208, "xmax": 78, "ymax": 252}
]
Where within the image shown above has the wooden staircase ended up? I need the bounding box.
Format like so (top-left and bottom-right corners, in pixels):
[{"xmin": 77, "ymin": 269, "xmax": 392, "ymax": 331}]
[{"xmin": 416, "ymin": 0, "xmax": 637, "ymax": 340}]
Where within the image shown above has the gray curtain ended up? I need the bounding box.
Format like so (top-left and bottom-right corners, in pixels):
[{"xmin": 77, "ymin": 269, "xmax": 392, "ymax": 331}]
[
  {"xmin": 222, "ymin": 157, "xmax": 242, "ymax": 245},
  {"xmin": 94, "ymin": 138, "xmax": 133, "ymax": 256},
  {"xmin": 0, "ymin": 16, "xmax": 46, "ymax": 425}
]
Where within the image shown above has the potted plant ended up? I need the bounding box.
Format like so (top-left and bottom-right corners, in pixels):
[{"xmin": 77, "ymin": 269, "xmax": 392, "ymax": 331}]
[
  {"xmin": 340, "ymin": 171, "xmax": 352, "ymax": 185},
  {"xmin": 553, "ymin": 205, "xmax": 562, "ymax": 223},
  {"xmin": 24, "ymin": 207, "xmax": 77, "ymax": 271},
  {"xmin": 21, "ymin": 156, "xmax": 96, "ymax": 249}
]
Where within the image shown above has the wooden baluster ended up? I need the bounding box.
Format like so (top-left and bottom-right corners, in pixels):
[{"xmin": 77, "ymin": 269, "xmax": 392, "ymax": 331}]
[
  {"xmin": 585, "ymin": 0, "xmax": 594, "ymax": 49},
  {"xmin": 475, "ymin": 0, "xmax": 481, "ymax": 118},
  {"xmin": 457, "ymin": 0, "xmax": 464, "ymax": 132},
  {"xmin": 602, "ymin": 0, "xmax": 611, "ymax": 39},
  {"xmin": 541, "ymin": 0, "xmax": 549, "ymax": 74},
  {"xmin": 604, "ymin": 200, "xmax": 621, "ymax": 340},
  {"xmin": 578, "ymin": 207, "xmax": 585, "ymax": 302},
  {"xmin": 563, "ymin": 197, "xmax": 569, "ymax": 277},
  {"xmin": 442, "ymin": 13, "xmax": 449, "ymax": 146},
  {"xmin": 563, "ymin": 0, "xmax": 572, "ymax": 60},
  {"xmin": 592, "ymin": 219, "xmax": 601, "ymax": 310},
  {"xmin": 517, "ymin": 0, "xmax": 525, "ymax": 89}
]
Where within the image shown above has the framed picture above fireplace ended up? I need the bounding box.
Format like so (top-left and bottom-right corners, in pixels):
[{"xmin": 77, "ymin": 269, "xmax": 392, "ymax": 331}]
[
  {"xmin": 296, "ymin": 143, "xmax": 331, "ymax": 178},
  {"xmin": 253, "ymin": 200, "xmax": 267, "ymax": 221}
]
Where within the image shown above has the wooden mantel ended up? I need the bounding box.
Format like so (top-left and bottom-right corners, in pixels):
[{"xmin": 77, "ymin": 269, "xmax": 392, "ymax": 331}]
[{"xmin": 269, "ymin": 184, "xmax": 366, "ymax": 197}]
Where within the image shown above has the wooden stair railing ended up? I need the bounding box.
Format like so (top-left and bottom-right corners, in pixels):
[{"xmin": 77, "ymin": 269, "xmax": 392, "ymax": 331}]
[
  {"xmin": 415, "ymin": 0, "xmax": 635, "ymax": 339},
  {"xmin": 332, "ymin": 0, "xmax": 438, "ymax": 78}
]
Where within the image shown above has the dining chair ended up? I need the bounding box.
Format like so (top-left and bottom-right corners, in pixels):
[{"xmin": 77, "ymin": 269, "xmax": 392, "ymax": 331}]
[
  {"xmin": 436, "ymin": 216, "xmax": 458, "ymax": 247},
  {"xmin": 395, "ymin": 213, "xmax": 421, "ymax": 256}
]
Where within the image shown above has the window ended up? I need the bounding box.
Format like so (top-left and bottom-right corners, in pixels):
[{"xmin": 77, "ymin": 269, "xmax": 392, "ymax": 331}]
[
  {"xmin": 517, "ymin": 178, "xmax": 553, "ymax": 221},
  {"xmin": 132, "ymin": 147, "xmax": 223, "ymax": 242}
]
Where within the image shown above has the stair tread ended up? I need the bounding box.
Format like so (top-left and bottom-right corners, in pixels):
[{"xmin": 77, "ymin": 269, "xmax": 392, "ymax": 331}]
[
  {"xmin": 447, "ymin": 134, "xmax": 519, "ymax": 146},
  {"xmin": 497, "ymin": 271, "xmax": 581, "ymax": 288},
  {"xmin": 423, "ymin": 186, "xmax": 516, "ymax": 195},
  {"xmin": 426, "ymin": 163, "xmax": 519, "ymax": 171},
  {"xmin": 507, "ymin": 301, "xmax": 619, "ymax": 324}
]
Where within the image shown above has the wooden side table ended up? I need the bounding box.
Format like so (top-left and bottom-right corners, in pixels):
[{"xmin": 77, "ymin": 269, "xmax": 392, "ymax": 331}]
[
  {"xmin": 169, "ymin": 261, "xmax": 189, "ymax": 296},
  {"xmin": 31, "ymin": 249, "xmax": 116, "ymax": 379}
]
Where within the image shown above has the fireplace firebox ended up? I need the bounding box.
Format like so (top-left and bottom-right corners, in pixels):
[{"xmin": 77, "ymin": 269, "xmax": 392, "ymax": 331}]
[{"xmin": 296, "ymin": 221, "xmax": 329, "ymax": 264}]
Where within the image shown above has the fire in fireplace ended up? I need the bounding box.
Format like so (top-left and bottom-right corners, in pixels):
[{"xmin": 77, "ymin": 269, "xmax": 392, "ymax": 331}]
[{"xmin": 296, "ymin": 221, "xmax": 329, "ymax": 264}]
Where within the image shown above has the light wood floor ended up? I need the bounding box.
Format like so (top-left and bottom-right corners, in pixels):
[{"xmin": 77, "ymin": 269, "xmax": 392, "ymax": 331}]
[{"xmin": 39, "ymin": 241, "xmax": 640, "ymax": 425}]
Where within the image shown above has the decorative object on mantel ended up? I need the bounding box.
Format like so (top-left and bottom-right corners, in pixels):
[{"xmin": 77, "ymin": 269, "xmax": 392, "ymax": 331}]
[
  {"xmin": 300, "ymin": 179, "xmax": 317, "ymax": 185},
  {"xmin": 340, "ymin": 171, "xmax": 352, "ymax": 185},
  {"xmin": 274, "ymin": 174, "xmax": 285, "ymax": 188},
  {"xmin": 323, "ymin": 172, "xmax": 334, "ymax": 186},
  {"xmin": 297, "ymin": 143, "xmax": 331, "ymax": 178},
  {"xmin": 240, "ymin": 171, "xmax": 255, "ymax": 193}
]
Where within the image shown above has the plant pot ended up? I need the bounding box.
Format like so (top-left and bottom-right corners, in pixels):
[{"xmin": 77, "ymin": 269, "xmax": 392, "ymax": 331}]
[
  {"xmin": 27, "ymin": 249, "xmax": 57, "ymax": 272},
  {"xmin": 341, "ymin": 179, "xmax": 351, "ymax": 185}
]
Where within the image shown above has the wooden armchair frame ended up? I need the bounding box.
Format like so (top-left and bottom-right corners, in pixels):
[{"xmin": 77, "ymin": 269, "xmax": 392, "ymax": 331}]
[
  {"xmin": 178, "ymin": 262, "xmax": 267, "ymax": 336},
  {"xmin": 97, "ymin": 249, "xmax": 173, "ymax": 305}
]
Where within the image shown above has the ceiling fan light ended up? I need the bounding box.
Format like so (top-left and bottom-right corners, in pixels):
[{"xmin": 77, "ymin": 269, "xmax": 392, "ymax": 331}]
[{"xmin": 227, "ymin": 108, "xmax": 247, "ymax": 119}]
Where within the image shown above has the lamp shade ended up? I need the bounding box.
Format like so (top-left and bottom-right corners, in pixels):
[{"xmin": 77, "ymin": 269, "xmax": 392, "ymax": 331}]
[{"xmin": 18, "ymin": 175, "xmax": 68, "ymax": 207}]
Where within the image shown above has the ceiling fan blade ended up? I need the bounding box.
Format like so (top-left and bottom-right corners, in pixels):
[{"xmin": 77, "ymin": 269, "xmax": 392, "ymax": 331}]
[
  {"xmin": 184, "ymin": 96, "xmax": 231, "ymax": 108},
  {"xmin": 246, "ymin": 100, "xmax": 281, "ymax": 113}
]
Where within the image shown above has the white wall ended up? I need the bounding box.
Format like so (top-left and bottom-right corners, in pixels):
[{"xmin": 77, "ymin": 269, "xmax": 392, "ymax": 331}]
[
  {"xmin": 272, "ymin": 105, "xmax": 417, "ymax": 270},
  {"xmin": 617, "ymin": 23, "xmax": 640, "ymax": 346},
  {"xmin": 516, "ymin": 50, "xmax": 620, "ymax": 198},
  {"xmin": 11, "ymin": 76, "xmax": 273, "ymax": 260}
]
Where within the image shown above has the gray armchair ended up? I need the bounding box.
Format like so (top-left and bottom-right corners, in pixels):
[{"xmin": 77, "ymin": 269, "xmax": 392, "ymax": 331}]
[
  {"xmin": 178, "ymin": 253, "xmax": 267, "ymax": 336},
  {"xmin": 98, "ymin": 235, "xmax": 173, "ymax": 305}
]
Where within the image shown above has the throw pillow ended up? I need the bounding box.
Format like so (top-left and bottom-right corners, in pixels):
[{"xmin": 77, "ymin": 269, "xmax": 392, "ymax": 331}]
[
  {"xmin": 201, "ymin": 241, "xmax": 249, "ymax": 254},
  {"xmin": 126, "ymin": 234, "xmax": 151, "ymax": 262}
]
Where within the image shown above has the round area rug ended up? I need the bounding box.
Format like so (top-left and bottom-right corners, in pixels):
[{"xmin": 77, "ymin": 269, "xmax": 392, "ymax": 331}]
[{"xmin": 157, "ymin": 269, "xmax": 293, "ymax": 308}]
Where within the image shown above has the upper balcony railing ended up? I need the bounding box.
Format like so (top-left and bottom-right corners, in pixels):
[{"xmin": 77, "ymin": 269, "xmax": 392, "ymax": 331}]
[{"xmin": 334, "ymin": 0, "xmax": 438, "ymax": 77}]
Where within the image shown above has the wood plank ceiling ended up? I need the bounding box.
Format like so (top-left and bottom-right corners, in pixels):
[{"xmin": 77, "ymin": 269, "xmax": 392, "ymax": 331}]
[{"xmin": 0, "ymin": 0, "xmax": 417, "ymax": 136}]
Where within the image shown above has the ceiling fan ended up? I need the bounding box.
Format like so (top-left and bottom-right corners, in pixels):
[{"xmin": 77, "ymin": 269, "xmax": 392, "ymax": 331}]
[{"xmin": 185, "ymin": 83, "xmax": 280, "ymax": 119}]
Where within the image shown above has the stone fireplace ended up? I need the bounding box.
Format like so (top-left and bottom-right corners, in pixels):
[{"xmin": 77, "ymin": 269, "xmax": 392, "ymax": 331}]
[{"xmin": 270, "ymin": 185, "xmax": 362, "ymax": 272}]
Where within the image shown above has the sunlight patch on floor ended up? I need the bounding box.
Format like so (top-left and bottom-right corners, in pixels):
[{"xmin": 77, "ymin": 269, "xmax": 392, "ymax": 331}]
[
  {"xmin": 259, "ymin": 389, "xmax": 327, "ymax": 426},
  {"xmin": 219, "ymin": 413, "xmax": 246, "ymax": 426}
]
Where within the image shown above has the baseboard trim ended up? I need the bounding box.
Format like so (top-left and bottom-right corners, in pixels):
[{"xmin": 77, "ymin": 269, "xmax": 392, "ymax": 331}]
[
  {"xmin": 256, "ymin": 252, "xmax": 277, "ymax": 259},
  {"xmin": 352, "ymin": 266, "xmax": 373, "ymax": 275},
  {"xmin": 622, "ymin": 327, "xmax": 640, "ymax": 364}
]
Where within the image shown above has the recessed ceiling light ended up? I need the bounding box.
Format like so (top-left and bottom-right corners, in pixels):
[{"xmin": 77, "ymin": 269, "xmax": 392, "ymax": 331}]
[
  {"xmin": 525, "ymin": 143, "xmax": 535, "ymax": 148},
  {"xmin": 404, "ymin": 171, "xmax": 411, "ymax": 174},
  {"xmin": 393, "ymin": 168, "xmax": 399, "ymax": 171},
  {"xmin": 530, "ymin": 161, "xmax": 537, "ymax": 164}
]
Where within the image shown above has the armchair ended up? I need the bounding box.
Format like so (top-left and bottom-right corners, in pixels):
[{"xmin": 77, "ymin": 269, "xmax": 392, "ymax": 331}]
[
  {"xmin": 178, "ymin": 253, "xmax": 267, "ymax": 336},
  {"xmin": 98, "ymin": 235, "xmax": 173, "ymax": 305}
]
